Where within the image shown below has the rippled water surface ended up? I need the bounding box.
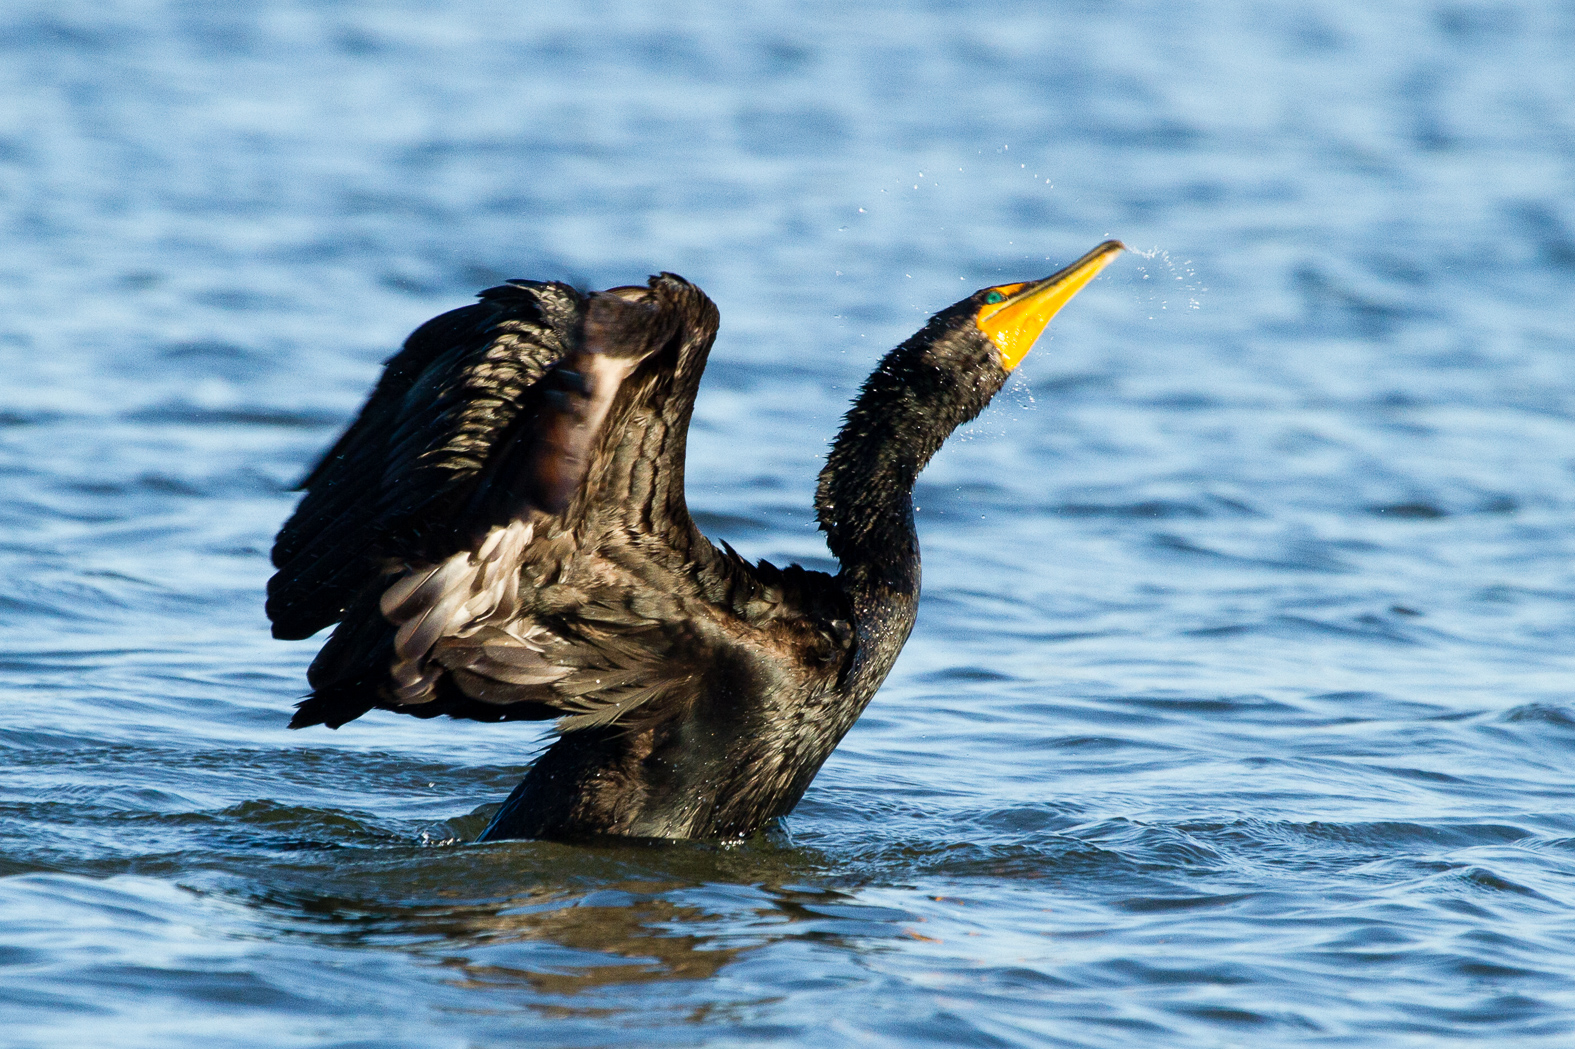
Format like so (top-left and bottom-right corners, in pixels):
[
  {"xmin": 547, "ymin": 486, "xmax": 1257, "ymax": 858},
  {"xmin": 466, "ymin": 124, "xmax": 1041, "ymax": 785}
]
[{"xmin": 4, "ymin": 1, "xmax": 1575, "ymax": 1045}]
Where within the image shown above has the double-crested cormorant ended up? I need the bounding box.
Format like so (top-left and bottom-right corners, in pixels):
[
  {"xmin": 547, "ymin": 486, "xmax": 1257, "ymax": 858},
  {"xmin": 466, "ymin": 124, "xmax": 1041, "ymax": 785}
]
[{"xmin": 268, "ymin": 241, "xmax": 1124, "ymax": 842}]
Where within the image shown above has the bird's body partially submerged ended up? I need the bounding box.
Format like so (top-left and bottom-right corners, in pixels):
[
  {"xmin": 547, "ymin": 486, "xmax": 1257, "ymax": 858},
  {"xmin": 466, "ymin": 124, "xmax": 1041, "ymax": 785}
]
[{"xmin": 268, "ymin": 242, "xmax": 1123, "ymax": 842}]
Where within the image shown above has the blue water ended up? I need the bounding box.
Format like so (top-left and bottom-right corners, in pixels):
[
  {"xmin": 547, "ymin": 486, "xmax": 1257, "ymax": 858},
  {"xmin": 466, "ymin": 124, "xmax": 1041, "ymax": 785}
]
[{"xmin": 4, "ymin": 1, "xmax": 1575, "ymax": 1045}]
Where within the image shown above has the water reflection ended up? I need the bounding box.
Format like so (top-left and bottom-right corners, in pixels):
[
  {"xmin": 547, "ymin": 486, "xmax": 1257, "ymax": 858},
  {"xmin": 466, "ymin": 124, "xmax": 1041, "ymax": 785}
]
[
  {"xmin": 439, "ymin": 893, "xmax": 743, "ymax": 997},
  {"xmin": 240, "ymin": 834, "xmax": 882, "ymax": 1007}
]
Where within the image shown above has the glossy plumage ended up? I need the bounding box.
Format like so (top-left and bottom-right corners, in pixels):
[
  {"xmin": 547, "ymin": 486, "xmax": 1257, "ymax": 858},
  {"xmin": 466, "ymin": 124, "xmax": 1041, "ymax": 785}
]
[{"xmin": 269, "ymin": 244, "xmax": 1121, "ymax": 842}]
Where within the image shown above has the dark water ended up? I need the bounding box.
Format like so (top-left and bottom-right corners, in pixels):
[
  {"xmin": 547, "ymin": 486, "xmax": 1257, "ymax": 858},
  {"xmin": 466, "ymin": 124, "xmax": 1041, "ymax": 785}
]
[{"xmin": 4, "ymin": 1, "xmax": 1575, "ymax": 1045}]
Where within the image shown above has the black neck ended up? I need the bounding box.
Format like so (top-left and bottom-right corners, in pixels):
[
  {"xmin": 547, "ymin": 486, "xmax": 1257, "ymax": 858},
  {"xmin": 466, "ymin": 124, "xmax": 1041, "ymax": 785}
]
[{"xmin": 815, "ymin": 330, "xmax": 995, "ymax": 596}]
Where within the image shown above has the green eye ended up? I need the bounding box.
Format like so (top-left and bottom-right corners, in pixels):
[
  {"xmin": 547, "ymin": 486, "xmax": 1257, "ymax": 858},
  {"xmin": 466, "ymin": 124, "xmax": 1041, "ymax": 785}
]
[{"xmin": 983, "ymin": 291, "xmax": 1005, "ymax": 304}]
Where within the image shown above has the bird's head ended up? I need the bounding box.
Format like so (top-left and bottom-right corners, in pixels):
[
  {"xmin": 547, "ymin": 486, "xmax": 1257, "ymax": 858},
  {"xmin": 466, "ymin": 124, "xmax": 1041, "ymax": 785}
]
[
  {"xmin": 847, "ymin": 240, "xmax": 1126, "ymax": 443},
  {"xmin": 915, "ymin": 239, "xmax": 1127, "ymax": 405},
  {"xmin": 965, "ymin": 239, "xmax": 1126, "ymax": 372}
]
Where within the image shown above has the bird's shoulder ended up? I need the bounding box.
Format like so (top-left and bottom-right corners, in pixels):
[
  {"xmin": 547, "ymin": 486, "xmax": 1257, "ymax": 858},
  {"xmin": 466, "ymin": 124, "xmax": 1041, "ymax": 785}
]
[{"xmin": 692, "ymin": 539, "xmax": 854, "ymax": 672}]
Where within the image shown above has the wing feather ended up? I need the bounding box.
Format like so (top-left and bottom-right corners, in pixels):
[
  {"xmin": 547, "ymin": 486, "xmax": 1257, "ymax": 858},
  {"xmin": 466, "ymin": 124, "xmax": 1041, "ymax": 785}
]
[
  {"xmin": 272, "ymin": 272, "xmax": 851, "ymax": 736},
  {"xmin": 267, "ymin": 280, "xmax": 582, "ymax": 639}
]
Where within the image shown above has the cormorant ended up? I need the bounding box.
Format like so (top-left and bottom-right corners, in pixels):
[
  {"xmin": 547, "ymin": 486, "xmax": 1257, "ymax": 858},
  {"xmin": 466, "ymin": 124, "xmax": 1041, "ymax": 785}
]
[{"xmin": 267, "ymin": 240, "xmax": 1124, "ymax": 842}]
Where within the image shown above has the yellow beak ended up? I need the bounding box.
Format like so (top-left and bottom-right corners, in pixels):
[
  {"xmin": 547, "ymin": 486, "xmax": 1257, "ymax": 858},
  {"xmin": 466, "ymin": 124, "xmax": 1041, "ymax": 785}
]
[{"xmin": 975, "ymin": 240, "xmax": 1125, "ymax": 371}]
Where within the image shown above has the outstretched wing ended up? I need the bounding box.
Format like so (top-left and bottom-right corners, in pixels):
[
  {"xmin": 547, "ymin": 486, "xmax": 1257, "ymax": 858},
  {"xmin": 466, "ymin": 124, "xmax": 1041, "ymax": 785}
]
[
  {"xmin": 268, "ymin": 274, "xmax": 856, "ymax": 733},
  {"xmin": 268, "ymin": 279, "xmax": 585, "ymax": 641}
]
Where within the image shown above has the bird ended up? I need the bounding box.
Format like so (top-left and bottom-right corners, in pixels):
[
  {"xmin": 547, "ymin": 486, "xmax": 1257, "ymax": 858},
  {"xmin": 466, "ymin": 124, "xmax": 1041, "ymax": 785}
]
[{"xmin": 267, "ymin": 240, "xmax": 1124, "ymax": 843}]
